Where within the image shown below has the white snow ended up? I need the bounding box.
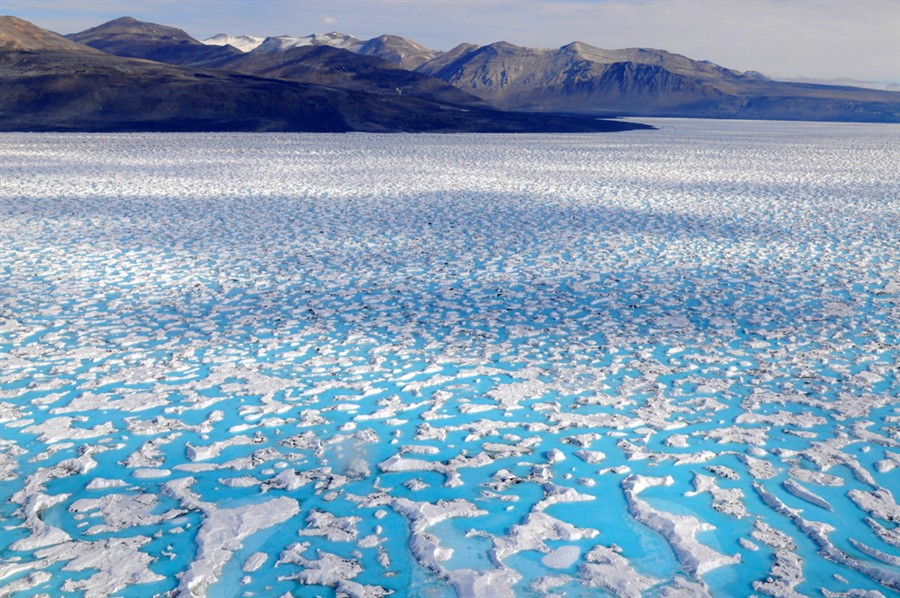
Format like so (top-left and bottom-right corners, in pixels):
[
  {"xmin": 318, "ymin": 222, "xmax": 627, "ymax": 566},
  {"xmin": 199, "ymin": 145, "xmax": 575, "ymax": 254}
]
[
  {"xmin": 202, "ymin": 33, "xmax": 265, "ymax": 52},
  {"xmin": 253, "ymin": 32, "xmax": 363, "ymax": 53}
]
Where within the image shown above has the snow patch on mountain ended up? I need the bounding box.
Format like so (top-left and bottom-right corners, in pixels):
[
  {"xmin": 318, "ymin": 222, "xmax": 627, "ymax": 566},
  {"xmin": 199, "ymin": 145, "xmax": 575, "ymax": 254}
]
[
  {"xmin": 202, "ymin": 33, "xmax": 264, "ymax": 52},
  {"xmin": 253, "ymin": 32, "xmax": 363, "ymax": 53}
]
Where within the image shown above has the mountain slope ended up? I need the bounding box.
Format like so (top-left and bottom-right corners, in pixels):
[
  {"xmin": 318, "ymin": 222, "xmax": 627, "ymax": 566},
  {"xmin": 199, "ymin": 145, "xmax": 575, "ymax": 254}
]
[
  {"xmin": 1, "ymin": 17, "xmax": 649, "ymax": 133},
  {"xmin": 417, "ymin": 42, "xmax": 739, "ymax": 113},
  {"xmin": 253, "ymin": 32, "xmax": 363, "ymax": 53},
  {"xmin": 69, "ymin": 18, "xmax": 487, "ymax": 107},
  {"xmin": 67, "ymin": 16, "xmax": 240, "ymax": 65},
  {"xmin": 202, "ymin": 44, "xmax": 490, "ymax": 108},
  {"xmin": 357, "ymin": 35, "xmax": 439, "ymax": 70},
  {"xmin": 0, "ymin": 15, "xmax": 103, "ymax": 53},
  {"xmin": 61, "ymin": 17, "xmax": 899, "ymax": 122},
  {"xmin": 417, "ymin": 41, "xmax": 900, "ymax": 122},
  {"xmin": 203, "ymin": 30, "xmax": 440, "ymax": 70}
]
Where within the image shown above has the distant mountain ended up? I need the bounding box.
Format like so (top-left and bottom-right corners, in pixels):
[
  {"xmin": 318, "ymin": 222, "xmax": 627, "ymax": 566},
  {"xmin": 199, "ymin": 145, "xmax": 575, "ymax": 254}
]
[
  {"xmin": 0, "ymin": 15, "xmax": 102, "ymax": 53},
  {"xmin": 415, "ymin": 41, "xmax": 755, "ymax": 114},
  {"xmin": 8, "ymin": 15, "xmax": 896, "ymax": 126},
  {"xmin": 416, "ymin": 43, "xmax": 479, "ymax": 74},
  {"xmin": 72, "ymin": 18, "xmax": 486, "ymax": 108},
  {"xmin": 66, "ymin": 16, "xmax": 240, "ymax": 66},
  {"xmin": 252, "ymin": 32, "xmax": 363, "ymax": 53},
  {"xmin": 358, "ymin": 35, "xmax": 439, "ymax": 70},
  {"xmin": 203, "ymin": 33, "xmax": 264, "ymax": 53},
  {"xmin": 1, "ymin": 16, "xmax": 647, "ymax": 133},
  {"xmin": 414, "ymin": 41, "xmax": 900, "ymax": 122},
  {"xmin": 203, "ymin": 30, "xmax": 439, "ymax": 70},
  {"xmin": 201, "ymin": 26, "xmax": 899, "ymax": 122},
  {"xmin": 201, "ymin": 45, "xmax": 489, "ymax": 108}
]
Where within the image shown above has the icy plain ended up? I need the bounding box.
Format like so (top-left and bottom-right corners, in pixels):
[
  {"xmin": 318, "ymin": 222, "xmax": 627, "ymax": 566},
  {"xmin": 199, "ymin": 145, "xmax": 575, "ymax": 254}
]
[{"xmin": 0, "ymin": 119, "xmax": 898, "ymax": 597}]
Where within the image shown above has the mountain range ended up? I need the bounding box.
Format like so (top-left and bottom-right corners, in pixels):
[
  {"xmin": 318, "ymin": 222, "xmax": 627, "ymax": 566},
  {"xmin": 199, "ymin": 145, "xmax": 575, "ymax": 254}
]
[
  {"xmin": 417, "ymin": 42, "xmax": 900, "ymax": 121},
  {"xmin": 2, "ymin": 15, "xmax": 897, "ymax": 133},
  {"xmin": 1, "ymin": 16, "xmax": 647, "ymax": 133},
  {"xmin": 195, "ymin": 21, "xmax": 899, "ymax": 122}
]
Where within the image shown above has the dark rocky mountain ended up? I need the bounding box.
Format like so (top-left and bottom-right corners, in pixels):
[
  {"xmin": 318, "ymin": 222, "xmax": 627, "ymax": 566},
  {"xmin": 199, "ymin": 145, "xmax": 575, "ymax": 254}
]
[
  {"xmin": 66, "ymin": 16, "xmax": 241, "ymax": 66},
  {"xmin": 200, "ymin": 44, "xmax": 489, "ymax": 108},
  {"xmin": 8, "ymin": 14, "xmax": 895, "ymax": 128},
  {"xmin": 205, "ymin": 25, "xmax": 898, "ymax": 122},
  {"xmin": 69, "ymin": 18, "xmax": 487, "ymax": 107},
  {"xmin": 357, "ymin": 35, "xmax": 439, "ymax": 70},
  {"xmin": 203, "ymin": 31, "xmax": 439, "ymax": 70},
  {"xmin": 415, "ymin": 41, "xmax": 900, "ymax": 122},
  {"xmin": 416, "ymin": 41, "xmax": 750, "ymax": 114},
  {"xmin": 414, "ymin": 43, "xmax": 479, "ymax": 75},
  {"xmin": 0, "ymin": 16, "xmax": 649, "ymax": 133}
]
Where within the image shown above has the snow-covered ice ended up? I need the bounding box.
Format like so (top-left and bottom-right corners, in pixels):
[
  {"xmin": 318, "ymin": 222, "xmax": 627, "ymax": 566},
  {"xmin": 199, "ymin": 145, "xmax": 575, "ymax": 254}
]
[{"xmin": 0, "ymin": 118, "xmax": 898, "ymax": 597}]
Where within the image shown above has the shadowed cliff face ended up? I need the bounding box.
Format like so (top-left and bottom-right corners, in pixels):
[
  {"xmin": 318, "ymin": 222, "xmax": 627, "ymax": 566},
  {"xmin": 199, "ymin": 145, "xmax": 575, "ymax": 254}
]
[{"xmin": 415, "ymin": 40, "xmax": 900, "ymax": 122}]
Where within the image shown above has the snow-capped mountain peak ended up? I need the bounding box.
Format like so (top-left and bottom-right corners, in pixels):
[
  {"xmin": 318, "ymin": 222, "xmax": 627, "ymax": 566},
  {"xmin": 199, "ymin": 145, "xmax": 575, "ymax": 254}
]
[
  {"xmin": 252, "ymin": 32, "xmax": 363, "ymax": 53},
  {"xmin": 202, "ymin": 33, "xmax": 264, "ymax": 52}
]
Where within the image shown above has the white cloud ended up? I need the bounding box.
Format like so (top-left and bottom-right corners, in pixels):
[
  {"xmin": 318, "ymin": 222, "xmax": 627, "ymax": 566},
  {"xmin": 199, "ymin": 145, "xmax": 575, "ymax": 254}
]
[{"xmin": 323, "ymin": 15, "xmax": 337, "ymax": 26}]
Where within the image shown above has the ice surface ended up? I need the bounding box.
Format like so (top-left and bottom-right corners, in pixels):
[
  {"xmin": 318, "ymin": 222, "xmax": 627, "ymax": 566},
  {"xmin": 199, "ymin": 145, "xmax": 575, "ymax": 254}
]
[{"xmin": 1, "ymin": 119, "xmax": 898, "ymax": 597}]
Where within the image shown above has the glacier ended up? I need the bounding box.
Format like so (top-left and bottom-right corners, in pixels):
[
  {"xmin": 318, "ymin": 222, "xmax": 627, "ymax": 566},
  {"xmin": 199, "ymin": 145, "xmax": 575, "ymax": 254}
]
[{"xmin": 0, "ymin": 119, "xmax": 898, "ymax": 597}]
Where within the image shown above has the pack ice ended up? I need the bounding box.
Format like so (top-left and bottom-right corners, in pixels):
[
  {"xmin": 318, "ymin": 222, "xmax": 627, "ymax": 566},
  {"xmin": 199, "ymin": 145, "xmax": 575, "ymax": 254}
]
[{"xmin": 0, "ymin": 119, "xmax": 898, "ymax": 597}]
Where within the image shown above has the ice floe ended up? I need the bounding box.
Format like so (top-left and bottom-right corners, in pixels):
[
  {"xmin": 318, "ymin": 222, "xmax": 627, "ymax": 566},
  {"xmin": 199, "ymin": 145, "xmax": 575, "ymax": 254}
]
[{"xmin": 1, "ymin": 119, "xmax": 898, "ymax": 597}]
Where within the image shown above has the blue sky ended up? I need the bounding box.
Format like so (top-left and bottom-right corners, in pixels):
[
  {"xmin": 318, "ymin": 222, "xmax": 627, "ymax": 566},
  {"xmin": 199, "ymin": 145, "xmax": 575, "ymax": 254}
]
[{"xmin": 5, "ymin": 0, "xmax": 900, "ymax": 84}]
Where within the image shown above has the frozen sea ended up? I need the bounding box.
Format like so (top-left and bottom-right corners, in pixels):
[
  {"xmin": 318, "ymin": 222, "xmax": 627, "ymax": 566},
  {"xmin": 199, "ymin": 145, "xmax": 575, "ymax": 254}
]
[{"xmin": 0, "ymin": 119, "xmax": 898, "ymax": 598}]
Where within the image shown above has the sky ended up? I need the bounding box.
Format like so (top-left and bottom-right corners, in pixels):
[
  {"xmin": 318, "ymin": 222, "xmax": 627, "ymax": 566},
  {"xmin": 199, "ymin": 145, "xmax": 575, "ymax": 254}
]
[{"xmin": 5, "ymin": 0, "xmax": 900, "ymax": 84}]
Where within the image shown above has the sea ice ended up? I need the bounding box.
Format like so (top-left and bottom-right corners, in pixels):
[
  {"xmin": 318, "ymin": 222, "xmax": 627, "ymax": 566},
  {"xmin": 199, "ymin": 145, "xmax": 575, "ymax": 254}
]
[{"xmin": 1, "ymin": 120, "xmax": 897, "ymax": 597}]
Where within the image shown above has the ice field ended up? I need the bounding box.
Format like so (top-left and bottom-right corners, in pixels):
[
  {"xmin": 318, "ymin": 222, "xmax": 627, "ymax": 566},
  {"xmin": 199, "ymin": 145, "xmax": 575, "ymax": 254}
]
[{"xmin": 0, "ymin": 119, "xmax": 898, "ymax": 597}]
